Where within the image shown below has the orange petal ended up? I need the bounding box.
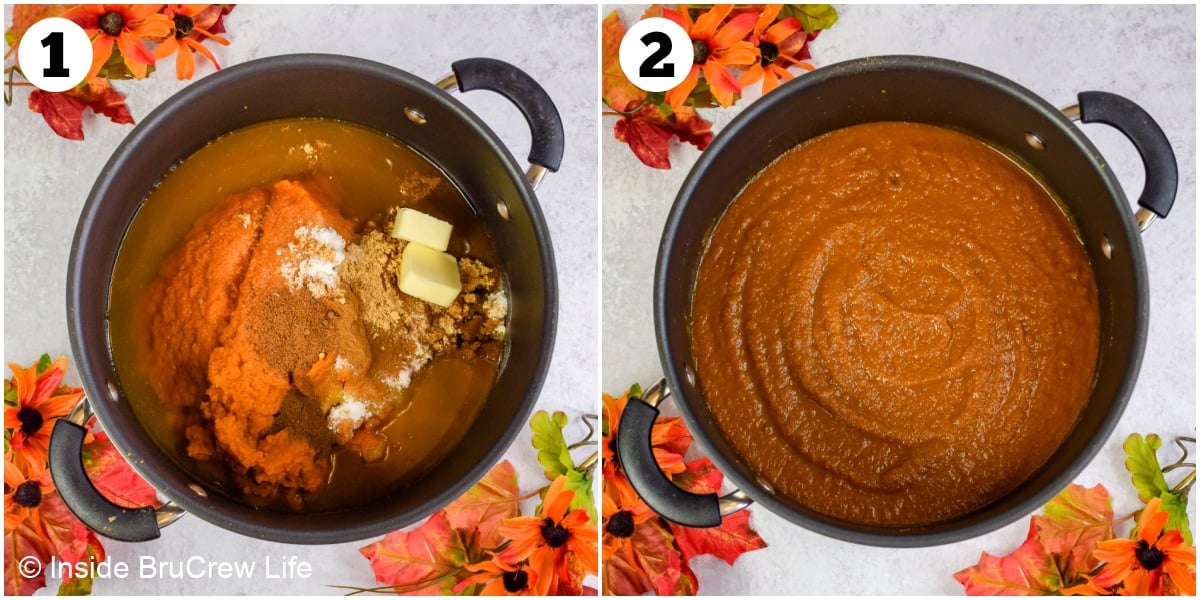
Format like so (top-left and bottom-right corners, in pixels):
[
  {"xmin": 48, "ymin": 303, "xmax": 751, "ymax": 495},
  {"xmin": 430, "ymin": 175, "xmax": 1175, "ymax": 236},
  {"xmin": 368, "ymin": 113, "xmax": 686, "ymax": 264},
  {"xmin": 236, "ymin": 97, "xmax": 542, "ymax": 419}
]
[
  {"xmin": 176, "ymin": 45, "xmax": 196, "ymax": 79},
  {"xmin": 1090, "ymin": 556, "xmax": 1135, "ymax": 589},
  {"xmin": 762, "ymin": 68, "xmax": 782, "ymax": 94},
  {"xmin": 542, "ymin": 476, "xmax": 574, "ymax": 521},
  {"xmin": 703, "ymin": 61, "xmax": 742, "ymax": 107},
  {"xmin": 186, "ymin": 37, "xmax": 219, "ymax": 71},
  {"xmin": 129, "ymin": 16, "xmax": 171, "ymax": 40},
  {"xmin": 712, "ymin": 12, "xmax": 758, "ymax": 50},
  {"xmin": 754, "ymin": 5, "xmax": 783, "ymax": 36},
  {"xmin": 660, "ymin": 7, "xmax": 689, "ymax": 31},
  {"xmin": 717, "ymin": 41, "xmax": 760, "ymax": 67},
  {"xmin": 737, "ymin": 62, "xmax": 764, "ymax": 88},
  {"xmin": 766, "ymin": 17, "xmax": 803, "ymax": 44},
  {"xmin": 126, "ymin": 4, "xmax": 166, "ymax": 21},
  {"xmin": 665, "ymin": 64, "xmax": 700, "ymax": 111},
  {"xmin": 1137, "ymin": 498, "xmax": 1169, "ymax": 543},
  {"xmin": 1162, "ymin": 557, "xmax": 1196, "ymax": 596},
  {"xmin": 692, "ymin": 4, "xmax": 734, "ymax": 39},
  {"xmin": 152, "ymin": 36, "xmax": 179, "ymax": 59}
]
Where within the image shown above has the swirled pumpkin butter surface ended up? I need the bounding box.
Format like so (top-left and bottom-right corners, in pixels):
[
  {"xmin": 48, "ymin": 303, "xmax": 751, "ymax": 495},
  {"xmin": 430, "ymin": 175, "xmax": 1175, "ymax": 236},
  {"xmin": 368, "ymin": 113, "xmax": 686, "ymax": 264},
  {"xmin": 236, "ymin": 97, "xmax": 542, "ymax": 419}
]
[{"xmin": 690, "ymin": 122, "xmax": 1100, "ymax": 527}]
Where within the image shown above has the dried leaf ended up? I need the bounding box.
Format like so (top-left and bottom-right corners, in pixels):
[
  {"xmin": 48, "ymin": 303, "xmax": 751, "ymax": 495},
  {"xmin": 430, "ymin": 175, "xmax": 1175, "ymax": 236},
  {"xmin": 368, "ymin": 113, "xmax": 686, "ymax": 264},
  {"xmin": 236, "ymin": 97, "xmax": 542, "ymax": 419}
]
[
  {"xmin": 614, "ymin": 111, "xmax": 672, "ymax": 169},
  {"xmin": 81, "ymin": 430, "xmax": 160, "ymax": 509},
  {"xmin": 1124, "ymin": 433, "xmax": 1169, "ymax": 503},
  {"xmin": 601, "ymin": 11, "xmax": 647, "ymax": 113},
  {"xmin": 954, "ymin": 523, "xmax": 1062, "ymax": 595},
  {"xmin": 672, "ymin": 457, "xmax": 723, "ymax": 494},
  {"xmin": 56, "ymin": 539, "xmax": 104, "ymax": 596},
  {"xmin": 28, "ymin": 90, "xmax": 86, "ymax": 140},
  {"xmin": 359, "ymin": 512, "xmax": 472, "ymax": 595},
  {"xmin": 4, "ymin": 520, "xmax": 50, "ymax": 595},
  {"xmin": 71, "ymin": 81, "xmax": 134, "ymax": 125},
  {"xmin": 5, "ymin": 5, "xmax": 69, "ymax": 54},
  {"xmin": 635, "ymin": 518, "xmax": 697, "ymax": 595},
  {"xmin": 443, "ymin": 460, "xmax": 520, "ymax": 549},
  {"xmin": 1033, "ymin": 483, "xmax": 1113, "ymax": 576},
  {"xmin": 673, "ymin": 509, "xmax": 767, "ymax": 567},
  {"xmin": 604, "ymin": 542, "xmax": 655, "ymax": 596},
  {"xmin": 530, "ymin": 410, "xmax": 574, "ymax": 479}
]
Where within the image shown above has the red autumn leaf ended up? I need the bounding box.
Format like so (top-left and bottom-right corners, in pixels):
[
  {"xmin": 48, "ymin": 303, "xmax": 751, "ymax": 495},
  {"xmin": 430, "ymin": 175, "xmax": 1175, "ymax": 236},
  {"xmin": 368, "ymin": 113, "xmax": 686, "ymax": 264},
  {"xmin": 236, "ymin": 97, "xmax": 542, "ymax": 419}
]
[
  {"xmin": 5, "ymin": 5, "xmax": 70, "ymax": 63},
  {"xmin": 360, "ymin": 511, "xmax": 472, "ymax": 595},
  {"xmin": 81, "ymin": 430, "xmax": 160, "ymax": 509},
  {"xmin": 604, "ymin": 542, "xmax": 655, "ymax": 596},
  {"xmin": 442, "ymin": 460, "xmax": 520, "ymax": 549},
  {"xmin": 55, "ymin": 539, "xmax": 105, "ymax": 595},
  {"xmin": 28, "ymin": 90, "xmax": 86, "ymax": 141},
  {"xmin": 204, "ymin": 4, "xmax": 237, "ymax": 36},
  {"xmin": 954, "ymin": 522, "xmax": 1062, "ymax": 595},
  {"xmin": 636, "ymin": 518, "xmax": 697, "ymax": 595},
  {"xmin": 614, "ymin": 113, "xmax": 672, "ymax": 170},
  {"xmin": 673, "ymin": 509, "xmax": 767, "ymax": 567},
  {"xmin": 72, "ymin": 81, "xmax": 135, "ymax": 126},
  {"xmin": 1033, "ymin": 483, "xmax": 1114, "ymax": 577},
  {"xmin": 38, "ymin": 490, "xmax": 102, "ymax": 567},
  {"xmin": 4, "ymin": 520, "xmax": 51, "ymax": 596},
  {"xmin": 614, "ymin": 105, "xmax": 715, "ymax": 170},
  {"xmin": 672, "ymin": 457, "xmax": 723, "ymax": 494}
]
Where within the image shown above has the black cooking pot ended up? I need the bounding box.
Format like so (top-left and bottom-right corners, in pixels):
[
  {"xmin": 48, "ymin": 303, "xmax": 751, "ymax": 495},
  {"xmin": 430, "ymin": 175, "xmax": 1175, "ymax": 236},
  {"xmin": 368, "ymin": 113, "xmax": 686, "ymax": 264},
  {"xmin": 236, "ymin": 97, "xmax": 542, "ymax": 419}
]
[
  {"xmin": 616, "ymin": 55, "xmax": 1177, "ymax": 546},
  {"xmin": 53, "ymin": 54, "xmax": 563, "ymax": 544}
]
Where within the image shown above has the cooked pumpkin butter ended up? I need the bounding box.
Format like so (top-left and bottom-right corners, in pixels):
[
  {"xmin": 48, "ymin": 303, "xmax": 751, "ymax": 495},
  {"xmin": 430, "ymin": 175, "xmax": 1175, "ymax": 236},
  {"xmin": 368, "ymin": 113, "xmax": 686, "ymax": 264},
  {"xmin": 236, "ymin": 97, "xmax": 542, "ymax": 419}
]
[{"xmin": 690, "ymin": 122, "xmax": 1100, "ymax": 527}]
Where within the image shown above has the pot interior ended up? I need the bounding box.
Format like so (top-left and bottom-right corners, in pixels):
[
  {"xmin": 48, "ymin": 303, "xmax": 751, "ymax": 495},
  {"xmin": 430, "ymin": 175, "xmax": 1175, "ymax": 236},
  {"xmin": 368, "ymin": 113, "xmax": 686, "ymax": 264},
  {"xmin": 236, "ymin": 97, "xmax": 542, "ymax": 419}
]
[
  {"xmin": 657, "ymin": 56, "xmax": 1146, "ymax": 544},
  {"xmin": 70, "ymin": 54, "xmax": 554, "ymax": 543}
]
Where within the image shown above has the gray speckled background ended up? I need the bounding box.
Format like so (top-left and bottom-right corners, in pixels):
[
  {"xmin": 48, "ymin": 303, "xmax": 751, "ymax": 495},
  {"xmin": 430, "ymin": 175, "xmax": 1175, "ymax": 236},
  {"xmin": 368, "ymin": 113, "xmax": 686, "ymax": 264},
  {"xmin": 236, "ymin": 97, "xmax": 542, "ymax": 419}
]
[
  {"xmin": 602, "ymin": 3, "xmax": 1195, "ymax": 595},
  {"xmin": 4, "ymin": 4, "xmax": 597, "ymax": 595}
]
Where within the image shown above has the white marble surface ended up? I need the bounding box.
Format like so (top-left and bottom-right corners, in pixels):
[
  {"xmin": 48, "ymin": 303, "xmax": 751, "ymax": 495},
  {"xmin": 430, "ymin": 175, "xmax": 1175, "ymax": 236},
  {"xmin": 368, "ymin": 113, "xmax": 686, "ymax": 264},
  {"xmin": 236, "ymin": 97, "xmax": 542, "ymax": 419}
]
[
  {"xmin": 3, "ymin": 4, "xmax": 598, "ymax": 595},
  {"xmin": 602, "ymin": 4, "xmax": 1196, "ymax": 596}
]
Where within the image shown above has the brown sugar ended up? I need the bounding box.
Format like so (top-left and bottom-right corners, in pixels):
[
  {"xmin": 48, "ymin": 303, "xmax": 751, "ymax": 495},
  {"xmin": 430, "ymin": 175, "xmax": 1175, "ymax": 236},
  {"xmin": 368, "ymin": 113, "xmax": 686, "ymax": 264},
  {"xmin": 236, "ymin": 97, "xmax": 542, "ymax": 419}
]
[{"xmin": 140, "ymin": 179, "xmax": 508, "ymax": 507}]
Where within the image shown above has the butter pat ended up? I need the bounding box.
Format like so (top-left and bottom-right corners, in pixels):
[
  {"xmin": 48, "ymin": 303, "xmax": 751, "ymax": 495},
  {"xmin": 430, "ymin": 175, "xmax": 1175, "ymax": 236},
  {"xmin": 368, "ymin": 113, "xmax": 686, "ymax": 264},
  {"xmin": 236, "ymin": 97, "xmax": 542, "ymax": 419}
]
[
  {"xmin": 399, "ymin": 242, "xmax": 461, "ymax": 307},
  {"xmin": 391, "ymin": 208, "xmax": 452, "ymax": 251}
]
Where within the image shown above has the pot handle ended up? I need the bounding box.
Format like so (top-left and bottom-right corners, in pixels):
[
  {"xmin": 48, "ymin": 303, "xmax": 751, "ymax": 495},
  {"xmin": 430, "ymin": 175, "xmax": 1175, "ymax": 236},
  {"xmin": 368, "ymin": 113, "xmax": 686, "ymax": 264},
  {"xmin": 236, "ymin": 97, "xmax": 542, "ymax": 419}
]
[
  {"xmin": 48, "ymin": 398, "xmax": 184, "ymax": 542},
  {"xmin": 437, "ymin": 58, "xmax": 565, "ymax": 190},
  {"xmin": 615, "ymin": 379, "xmax": 753, "ymax": 528},
  {"xmin": 1065, "ymin": 91, "xmax": 1178, "ymax": 231}
]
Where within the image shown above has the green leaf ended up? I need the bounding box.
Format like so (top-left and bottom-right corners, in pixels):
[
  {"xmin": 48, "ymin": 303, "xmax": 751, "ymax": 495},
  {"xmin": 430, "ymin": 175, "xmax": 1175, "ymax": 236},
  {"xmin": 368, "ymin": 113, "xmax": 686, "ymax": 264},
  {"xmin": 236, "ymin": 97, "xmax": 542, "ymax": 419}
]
[
  {"xmin": 35, "ymin": 354, "xmax": 52, "ymax": 375},
  {"xmin": 563, "ymin": 469, "xmax": 597, "ymax": 523},
  {"xmin": 629, "ymin": 382, "xmax": 643, "ymax": 398},
  {"xmin": 782, "ymin": 4, "xmax": 840, "ymax": 34},
  {"xmin": 5, "ymin": 379, "xmax": 17, "ymax": 407},
  {"xmin": 530, "ymin": 410, "xmax": 574, "ymax": 479},
  {"xmin": 1123, "ymin": 433, "xmax": 1170, "ymax": 503},
  {"xmin": 1156, "ymin": 492, "xmax": 1192, "ymax": 545}
]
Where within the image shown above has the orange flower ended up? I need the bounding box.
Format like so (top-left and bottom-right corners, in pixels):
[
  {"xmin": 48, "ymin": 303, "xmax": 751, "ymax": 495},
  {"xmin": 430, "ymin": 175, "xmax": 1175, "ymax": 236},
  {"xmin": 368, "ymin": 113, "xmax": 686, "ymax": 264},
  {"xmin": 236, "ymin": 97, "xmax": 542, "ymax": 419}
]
[
  {"xmin": 4, "ymin": 455, "xmax": 55, "ymax": 541},
  {"xmin": 1089, "ymin": 497, "xmax": 1196, "ymax": 595},
  {"xmin": 602, "ymin": 389, "xmax": 689, "ymax": 481},
  {"xmin": 497, "ymin": 476, "xmax": 598, "ymax": 595},
  {"xmin": 69, "ymin": 4, "xmax": 171, "ymax": 80},
  {"xmin": 602, "ymin": 475, "xmax": 654, "ymax": 562},
  {"xmin": 153, "ymin": 5, "xmax": 230, "ymax": 80},
  {"xmin": 662, "ymin": 4, "xmax": 759, "ymax": 110},
  {"xmin": 454, "ymin": 556, "xmax": 540, "ymax": 596},
  {"xmin": 738, "ymin": 5, "xmax": 814, "ymax": 95},
  {"xmin": 4, "ymin": 357, "xmax": 84, "ymax": 470}
]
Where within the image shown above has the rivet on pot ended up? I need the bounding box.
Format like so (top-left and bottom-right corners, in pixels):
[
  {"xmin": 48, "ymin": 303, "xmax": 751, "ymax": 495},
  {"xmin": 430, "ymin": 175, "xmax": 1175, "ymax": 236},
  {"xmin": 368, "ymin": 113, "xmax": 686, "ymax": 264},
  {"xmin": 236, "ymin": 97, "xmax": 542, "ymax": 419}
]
[
  {"xmin": 685, "ymin": 365, "xmax": 697, "ymax": 387},
  {"xmin": 757, "ymin": 477, "xmax": 775, "ymax": 493},
  {"xmin": 403, "ymin": 107, "xmax": 427, "ymax": 125},
  {"xmin": 188, "ymin": 483, "xmax": 208, "ymax": 498},
  {"xmin": 1025, "ymin": 132, "xmax": 1045, "ymax": 151},
  {"xmin": 495, "ymin": 198, "xmax": 510, "ymax": 221},
  {"xmin": 1101, "ymin": 234, "xmax": 1113, "ymax": 259},
  {"xmin": 106, "ymin": 380, "xmax": 120, "ymax": 403}
]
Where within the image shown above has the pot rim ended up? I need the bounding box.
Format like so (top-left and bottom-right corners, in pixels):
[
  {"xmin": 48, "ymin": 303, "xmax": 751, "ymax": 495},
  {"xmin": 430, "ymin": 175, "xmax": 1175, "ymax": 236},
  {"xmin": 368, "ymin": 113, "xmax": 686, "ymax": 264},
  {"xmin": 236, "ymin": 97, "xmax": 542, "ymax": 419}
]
[
  {"xmin": 66, "ymin": 53, "xmax": 558, "ymax": 544},
  {"xmin": 653, "ymin": 54, "xmax": 1148, "ymax": 547}
]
